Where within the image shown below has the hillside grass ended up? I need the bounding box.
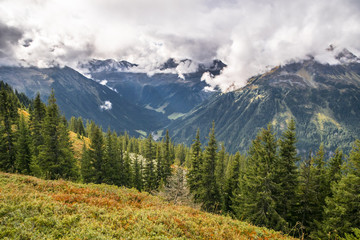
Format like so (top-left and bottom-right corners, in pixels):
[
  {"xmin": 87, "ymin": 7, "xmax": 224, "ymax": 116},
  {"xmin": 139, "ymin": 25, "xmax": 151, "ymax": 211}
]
[{"xmin": 0, "ymin": 172, "xmax": 296, "ymax": 240}]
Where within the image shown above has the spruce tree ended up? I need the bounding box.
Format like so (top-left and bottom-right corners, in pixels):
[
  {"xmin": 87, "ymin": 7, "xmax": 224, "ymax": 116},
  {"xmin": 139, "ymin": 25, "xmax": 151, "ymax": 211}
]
[
  {"xmin": 103, "ymin": 129, "xmax": 122, "ymax": 186},
  {"xmin": 36, "ymin": 90, "xmax": 78, "ymax": 180},
  {"xmin": 223, "ymin": 151, "xmax": 243, "ymax": 214},
  {"xmin": 321, "ymin": 140, "xmax": 360, "ymax": 238},
  {"xmin": 187, "ymin": 129, "xmax": 202, "ymax": 202},
  {"xmin": 155, "ymin": 143, "xmax": 163, "ymax": 188},
  {"xmin": 123, "ymin": 150, "xmax": 133, "ymax": 188},
  {"xmin": 133, "ymin": 154, "xmax": 143, "ymax": 191},
  {"xmin": 88, "ymin": 125, "xmax": 105, "ymax": 184},
  {"xmin": 0, "ymin": 85, "xmax": 19, "ymax": 172},
  {"xmin": 162, "ymin": 129, "xmax": 172, "ymax": 185},
  {"xmin": 30, "ymin": 92, "xmax": 46, "ymax": 158},
  {"xmin": 199, "ymin": 122, "xmax": 221, "ymax": 212},
  {"xmin": 15, "ymin": 115, "xmax": 32, "ymax": 174},
  {"xmin": 81, "ymin": 143, "xmax": 94, "ymax": 183},
  {"xmin": 235, "ymin": 125, "xmax": 286, "ymax": 230},
  {"xmin": 275, "ymin": 119, "xmax": 300, "ymax": 227},
  {"xmin": 215, "ymin": 143, "xmax": 226, "ymax": 197},
  {"xmin": 143, "ymin": 133, "xmax": 156, "ymax": 192}
]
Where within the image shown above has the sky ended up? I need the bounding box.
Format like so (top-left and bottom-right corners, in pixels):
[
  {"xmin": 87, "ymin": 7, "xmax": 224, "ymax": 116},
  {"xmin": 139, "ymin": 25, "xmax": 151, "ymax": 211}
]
[{"xmin": 1, "ymin": 0, "xmax": 360, "ymax": 91}]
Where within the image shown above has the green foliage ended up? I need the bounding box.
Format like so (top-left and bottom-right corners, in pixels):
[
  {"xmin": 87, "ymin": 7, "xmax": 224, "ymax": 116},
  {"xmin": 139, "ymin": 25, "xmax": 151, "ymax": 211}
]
[
  {"xmin": 321, "ymin": 140, "xmax": 360, "ymax": 238},
  {"xmin": 187, "ymin": 128, "xmax": 203, "ymax": 202},
  {"xmin": 0, "ymin": 172, "xmax": 294, "ymax": 240},
  {"xmin": 199, "ymin": 122, "xmax": 221, "ymax": 212},
  {"xmin": 15, "ymin": 115, "xmax": 32, "ymax": 174},
  {"xmin": 34, "ymin": 90, "xmax": 79, "ymax": 180},
  {"xmin": 144, "ymin": 133, "xmax": 156, "ymax": 192}
]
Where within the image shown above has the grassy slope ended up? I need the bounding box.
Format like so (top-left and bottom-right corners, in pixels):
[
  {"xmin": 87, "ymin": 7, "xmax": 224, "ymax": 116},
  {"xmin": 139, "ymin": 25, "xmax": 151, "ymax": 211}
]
[{"xmin": 0, "ymin": 172, "xmax": 295, "ymax": 240}]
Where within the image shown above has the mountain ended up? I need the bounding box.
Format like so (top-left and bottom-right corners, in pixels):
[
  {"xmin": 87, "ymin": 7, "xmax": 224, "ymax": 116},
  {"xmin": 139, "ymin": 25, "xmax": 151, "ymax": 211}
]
[
  {"xmin": 168, "ymin": 58, "xmax": 360, "ymax": 154},
  {"xmin": 0, "ymin": 66, "xmax": 168, "ymax": 136},
  {"xmin": 0, "ymin": 172, "xmax": 294, "ymax": 239},
  {"xmin": 81, "ymin": 58, "xmax": 225, "ymax": 120}
]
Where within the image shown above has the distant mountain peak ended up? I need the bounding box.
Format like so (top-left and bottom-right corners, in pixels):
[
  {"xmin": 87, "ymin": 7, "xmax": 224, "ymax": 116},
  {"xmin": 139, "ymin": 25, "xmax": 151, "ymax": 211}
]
[{"xmin": 78, "ymin": 59, "xmax": 138, "ymax": 73}]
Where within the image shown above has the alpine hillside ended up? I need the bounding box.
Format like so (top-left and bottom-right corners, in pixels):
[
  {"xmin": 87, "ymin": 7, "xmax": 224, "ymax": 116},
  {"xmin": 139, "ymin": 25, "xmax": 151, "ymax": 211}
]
[{"xmin": 169, "ymin": 50, "xmax": 360, "ymax": 154}]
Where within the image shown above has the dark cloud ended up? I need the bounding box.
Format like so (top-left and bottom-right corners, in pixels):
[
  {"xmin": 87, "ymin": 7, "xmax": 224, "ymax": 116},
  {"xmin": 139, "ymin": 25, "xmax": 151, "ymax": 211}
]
[{"xmin": 0, "ymin": 21, "xmax": 23, "ymax": 52}]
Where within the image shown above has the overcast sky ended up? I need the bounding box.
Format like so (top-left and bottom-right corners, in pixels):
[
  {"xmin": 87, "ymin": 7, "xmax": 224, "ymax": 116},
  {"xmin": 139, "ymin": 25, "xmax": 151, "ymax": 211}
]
[{"xmin": 1, "ymin": 0, "xmax": 360, "ymax": 90}]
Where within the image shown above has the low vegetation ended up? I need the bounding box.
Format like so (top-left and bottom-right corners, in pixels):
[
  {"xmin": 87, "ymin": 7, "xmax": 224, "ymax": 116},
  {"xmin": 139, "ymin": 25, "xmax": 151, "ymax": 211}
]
[{"xmin": 0, "ymin": 172, "xmax": 294, "ymax": 239}]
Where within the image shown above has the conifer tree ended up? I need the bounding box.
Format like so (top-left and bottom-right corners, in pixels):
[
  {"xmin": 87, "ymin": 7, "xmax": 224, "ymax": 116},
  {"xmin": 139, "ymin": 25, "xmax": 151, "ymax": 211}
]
[
  {"xmin": 162, "ymin": 129, "xmax": 172, "ymax": 184},
  {"xmin": 0, "ymin": 85, "xmax": 19, "ymax": 172},
  {"xmin": 35, "ymin": 90, "xmax": 78, "ymax": 180},
  {"xmin": 187, "ymin": 129, "xmax": 202, "ymax": 202},
  {"xmin": 88, "ymin": 125, "xmax": 105, "ymax": 184},
  {"xmin": 326, "ymin": 148, "xmax": 343, "ymax": 188},
  {"xmin": 275, "ymin": 119, "xmax": 300, "ymax": 227},
  {"xmin": 103, "ymin": 129, "xmax": 122, "ymax": 186},
  {"xmin": 321, "ymin": 140, "xmax": 360, "ymax": 238},
  {"xmin": 30, "ymin": 93, "xmax": 46, "ymax": 158},
  {"xmin": 133, "ymin": 154, "xmax": 143, "ymax": 191},
  {"xmin": 81, "ymin": 143, "xmax": 94, "ymax": 183},
  {"xmin": 123, "ymin": 150, "xmax": 133, "ymax": 188},
  {"xmin": 15, "ymin": 115, "xmax": 32, "ymax": 174},
  {"xmin": 199, "ymin": 122, "xmax": 221, "ymax": 212},
  {"xmin": 223, "ymin": 151, "xmax": 243, "ymax": 214},
  {"xmin": 235, "ymin": 125, "xmax": 286, "ymax": 230},
  {"xmin": 144, "ymin": 133, "xmax": 156, "ymax": 192},
  {"xmin": 297, "ymin": 152, "xmax": 318, "ymax": 237},
  {"xmin": 155, "ymin": 143, "xmax": 163, "ymax": 188},
  {"xmin": 215, "ymin": 143, "xmax": 226, "ymax": 197}
]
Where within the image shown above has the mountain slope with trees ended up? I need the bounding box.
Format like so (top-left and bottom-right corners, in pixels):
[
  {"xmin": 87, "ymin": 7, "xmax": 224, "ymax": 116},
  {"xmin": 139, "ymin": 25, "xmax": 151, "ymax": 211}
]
[{"xmin": 169, "ymin": 59, "xmax": 360, "ymax": 154}]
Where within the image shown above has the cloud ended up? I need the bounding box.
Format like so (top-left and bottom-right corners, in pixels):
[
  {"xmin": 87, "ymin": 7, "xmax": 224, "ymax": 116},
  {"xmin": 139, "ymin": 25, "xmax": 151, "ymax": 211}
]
[
  {"xmin": 0, "ymin": 0, "xmax": 360, "ymax": 90},
  {"xmin": 100, "ymin": 100, "xmax": 112, "ymax": 110},
  {"xmin": 0, "ymin": 21, "xmax": 23, "ymax": 65}
]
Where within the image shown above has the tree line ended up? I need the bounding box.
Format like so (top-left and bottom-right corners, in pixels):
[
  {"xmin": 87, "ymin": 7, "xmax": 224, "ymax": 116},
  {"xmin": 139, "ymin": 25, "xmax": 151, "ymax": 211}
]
[{"xmin": 187, "ymin": 120, "xmax": 360, "ymax": 239}]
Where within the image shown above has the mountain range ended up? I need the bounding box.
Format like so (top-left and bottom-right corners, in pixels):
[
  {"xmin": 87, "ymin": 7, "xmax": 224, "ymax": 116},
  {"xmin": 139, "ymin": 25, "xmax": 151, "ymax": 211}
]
[{"xmin": 1, "ymin": 51, "xmax": 360, "ymax": 154}]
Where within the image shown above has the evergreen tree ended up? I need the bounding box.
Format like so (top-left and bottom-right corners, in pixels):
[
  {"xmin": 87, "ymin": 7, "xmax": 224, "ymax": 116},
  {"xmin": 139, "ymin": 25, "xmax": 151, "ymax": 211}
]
[
  {"xmin": 123, "ymin": 150, "xmax": 133, "ymax": 188},
  {"xmin": 187, "ymin": 129, "xmax": 202, "ymax": 202},
  {"xmin": 215, "ymin": 143, "xmax": 226, "ymax": 197},
  {"xmin": 0, "ymin": 84, "xmax": 19, "ymax": 172},
  {"xmin": 223, "ymin": 151, "xmax": 243, "ymax": 214},
  {"xmin": 143, "ymin": 133, "xmax": 156, "ymax": 192},
  {"xmin": 81, "ymin": 143, "xmax": 94, "ymax": 183},
  {"xmin": 133, "ymin": 154, "xmax": 143, "ymax": 191},
  {"xmin": 103, "ymin": 129, "xmax": 122, "ymax": 186},
  {"xmin": 15, "ymin": 115, "xmax": 32, "ymax": 174},
  {"xmin": 30, "ymin": 93, "xmax": 46, "ymax": 158},
  {"xmin": 162, "ymin": 129, "xmax": 172, "ymax": 185},
  {"xmin": 327, "ymin": 148, "xmax": 344, "ymax": 188},
  {"xmin": 199, "ymin": 122, "xmax": 221, "ymax": 212},
  {"xmin": 35, "ymin": 90, "xmax": 78, "ymax": 180},
  {"xmin": 297, "ymin": 151, "xmax": 318, "ymax": 237},
  {"xmin": 88, "ymin": 125, "xmax": 105, "ymax": 184},
  {"xmin": 77, "ymin": 117, "xmax": 85, "ymax": 136},
  {"xmin": 275, "ymin": 119, "xmax": 300, "ymax": 227},
  {"xmin": 155, "ymin": 143, "xmax": 163, "ymax": 188},
  {"xmin": 321, "ymin": 140, "xmax": 360, "ymax": 238},
  {"xmin": 235, "ymin": 125, "xmax": 286, "ymax": 230}
]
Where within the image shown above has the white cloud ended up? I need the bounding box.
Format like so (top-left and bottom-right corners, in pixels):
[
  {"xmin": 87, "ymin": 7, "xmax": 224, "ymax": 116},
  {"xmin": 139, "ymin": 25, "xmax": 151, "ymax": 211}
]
[
  {"xmin": 0, "ymin": 0, "xmax": 360, "ymax": 91},
  {"xmin": 100, "ymin": 100, "xmax": 112, "ymax": 110}
]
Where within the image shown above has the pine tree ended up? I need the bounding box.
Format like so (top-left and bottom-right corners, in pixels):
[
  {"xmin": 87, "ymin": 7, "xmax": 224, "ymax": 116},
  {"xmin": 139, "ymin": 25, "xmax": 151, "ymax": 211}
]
[
  {"xmin": 275, "ymin": 119, "xmax": 300, "ymax": 227},
  {"xmin": 0, "ymin": 84, "xmax": 19, "ymax": 172},
  {"xmin": 155, "ymin": 143, "xmax": 163, "ymax": 188},
  {"xmin": 215, "ymin": 143, "xmax": 226, "ymax": 197},
  {"xmin": 81, "ymin": 143, "xmax": 94, "ymax": 183},
  {"xmin": 199, "ymin": 122, "xmax": 221, "ymax": 212},
  {"xmin": 30, "ymin": 92, "xmax": 46, "ymax": 158},
  {"xmin": 321, "ymin": 140, "xmax": 360, "ymax": 238},
  {"xmin": 187, "ymin": 129, "xmax": 203, "ymax": 202},
  {"xmin": 103, "ymin": 129, "xmax": 122, "ymax": 186},
  {"xmin": 235, "ymin": 124, "xmax": 286, "ymax": 230},
  {"xmin": 297, "ymin": 151, "xmax": 318, "ymax": 237},
  {"xmin": 35, "ymin": 90, "xmax": 78, "ymax": 180},
  {"xmin": 133, "ymin": 154, "xmax": 143, "ymax": 191},
  {"xmin": 162, "ymin": 129, "xmax": 172, "ymax": 185},
  {"xmin": 15, "ymin": 115, "xmax": 32, "ymax": 174},
  {"xmin": 88, "ymin": 125, "xmax": 105, "ymax": 184},
  {"xmin": 143, "ymin": 133, "xmax": 156, "ymax": 192},
  {"xmin": 327, "ymin": 148, "xmax": 343, "ymax": 188},
  {"xmin": 223, "ymin": 151, "xmax": 243, "ymax": 214},
  {"xmin": 123, "ymin": 150, "xmax": 133, "ymax": 188}
]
